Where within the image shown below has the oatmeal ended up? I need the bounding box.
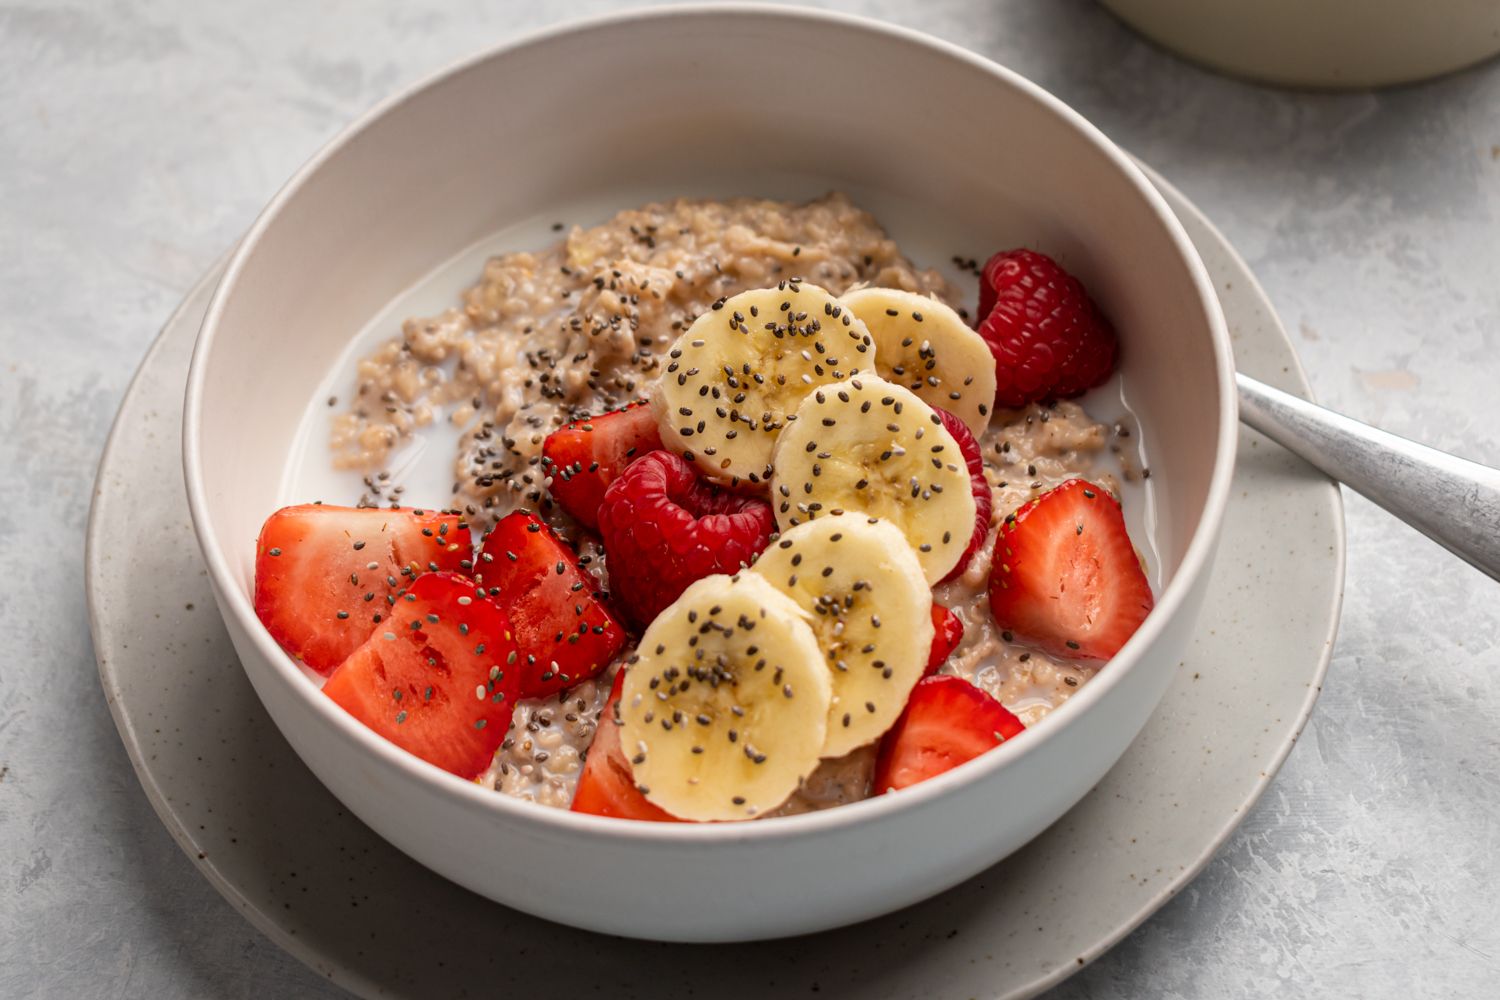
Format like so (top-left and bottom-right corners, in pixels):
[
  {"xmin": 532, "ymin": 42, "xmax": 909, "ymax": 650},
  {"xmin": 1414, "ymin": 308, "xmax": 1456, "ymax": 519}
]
[
  {"xmin": 480, "ymin": 671, "xmax": 611, "ymax": 809},
  {"xmin": 332, "ymin": 193, "xmax": 950, "ymax": 521},
  {"xmin": 317, "ymin": 193, "xmax": 1143, "ymax": 818},
  {"xmin": 768, "ymin": 747, "xmax": 878, "ymax": 817}
]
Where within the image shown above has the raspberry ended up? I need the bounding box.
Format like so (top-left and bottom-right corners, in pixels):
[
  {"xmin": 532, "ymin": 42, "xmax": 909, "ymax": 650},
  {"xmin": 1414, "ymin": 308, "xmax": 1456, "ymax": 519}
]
[
  {"xmin": 597, "ymin": 450, "xmax": 775, "ymax": 628},
  {"xmin": 934, "ymin": 408, "xmax": 992, "ymax": 583},
  {"xmin": 976, "ymin": 248, "xmax": 1117, "ymax": 408}
]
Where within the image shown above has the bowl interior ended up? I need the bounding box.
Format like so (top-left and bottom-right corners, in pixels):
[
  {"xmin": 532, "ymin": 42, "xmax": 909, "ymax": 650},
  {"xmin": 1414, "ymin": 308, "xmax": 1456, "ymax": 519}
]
[{"xmin": 189, "ymin": 7, "xmax": 1228, "ymax": 760}]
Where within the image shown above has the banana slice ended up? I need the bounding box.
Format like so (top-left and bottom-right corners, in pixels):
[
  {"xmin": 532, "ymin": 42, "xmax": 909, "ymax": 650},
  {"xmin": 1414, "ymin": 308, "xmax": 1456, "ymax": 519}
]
[
  {"xmin": 618, "ymin": 572, "xmax": 832, "ymax": 821},
  {"xmin": 750, "ymin": 514, "xmax": 934, "ymax": 758},
  {"xmin": 841, "ymin": 287, "xmax": 997, "ymax": 438},
  {"xmin": 770, "ymin": 375, "xmax": 977, "ymax": 584},
  {"xmin": 654, "ymin": 281, "xmax": 875, "ymax": 487}
]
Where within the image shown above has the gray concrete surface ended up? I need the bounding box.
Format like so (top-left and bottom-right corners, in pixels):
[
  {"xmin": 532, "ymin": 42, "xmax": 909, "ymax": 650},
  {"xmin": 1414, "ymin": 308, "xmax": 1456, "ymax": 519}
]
[{"xmin": 2, "ymin": 1, "xmax": 1497, "ymax": 996}]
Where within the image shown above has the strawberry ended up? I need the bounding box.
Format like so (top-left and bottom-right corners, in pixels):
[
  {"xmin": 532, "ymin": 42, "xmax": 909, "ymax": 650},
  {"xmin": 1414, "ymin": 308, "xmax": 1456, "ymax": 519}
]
[
  {"xmin": 473, "ymin": 511, "xmax": 627, "ymax": 698},
  {"xmin": 596, "ymin": 450, "xmax": 776, "ymax": 629},
  {"xmin": 987, "ymin": 478, "xmax": 1153, "ymax": 661},
  {"xmin": 873, "ymin": 675, "xmax": 1024, "ymax": 793},
  {"xmin": 254, "ymin": 504, "xmax": 472, "ymax": 675},
  {"xmin": 975, "ymin": 248, "xmax": 1118, "ymax": 408},
  {"xmin": 926, "ymin": 603, "xmax": 964, "ymax": 676},
  {"xmin": 571, "ymin": 668, "xmax": 682, "ymax": 822},
  {"xmin": 934, "ymin": 407, "xmax": 992, "ymax": 582},
  {"xmin": 322, "ymin": 571, "xmax": 520, "ymax": 778},
  {"xmin": 542, "ymin": 400, "xmax": 663, "ymax": 531}
]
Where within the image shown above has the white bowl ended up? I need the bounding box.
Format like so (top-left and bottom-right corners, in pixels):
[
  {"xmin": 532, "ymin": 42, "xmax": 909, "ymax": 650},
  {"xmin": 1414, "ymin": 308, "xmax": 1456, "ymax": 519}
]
[
  {"xmin": 1101, "ymin": 0, "xmax": 1500, "ymax": 89},
  {"xmin": 184, "ymin": 4, "xmax": 1236, "ymax": 942}
]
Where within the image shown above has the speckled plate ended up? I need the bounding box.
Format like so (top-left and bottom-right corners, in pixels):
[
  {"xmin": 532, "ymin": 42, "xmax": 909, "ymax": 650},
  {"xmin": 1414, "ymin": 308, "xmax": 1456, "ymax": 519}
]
[{"xmin": 85, "ymin": 169, "xmax": 1342, "ymax": 1000}]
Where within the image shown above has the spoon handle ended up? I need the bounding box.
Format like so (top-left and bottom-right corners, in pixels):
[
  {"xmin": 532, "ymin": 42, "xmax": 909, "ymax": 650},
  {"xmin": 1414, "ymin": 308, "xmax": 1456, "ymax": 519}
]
[{"xmin": 1236, "ymin": 372, "xmax": 1500, "ymax": 581}]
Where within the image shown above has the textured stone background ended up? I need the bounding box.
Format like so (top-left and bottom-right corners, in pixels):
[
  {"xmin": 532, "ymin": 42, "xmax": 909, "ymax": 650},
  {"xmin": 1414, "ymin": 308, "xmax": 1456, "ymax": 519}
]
[{"xmin": 2, "ymin": 1, "xmax": 1497, "ymax": 996}]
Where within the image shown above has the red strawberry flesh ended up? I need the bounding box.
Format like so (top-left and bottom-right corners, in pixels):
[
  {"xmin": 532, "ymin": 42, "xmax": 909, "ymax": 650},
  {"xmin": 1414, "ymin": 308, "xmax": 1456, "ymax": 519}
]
[
  {"xmin": 322, "ymin": 571, "xmax": 520, "ymax": 778},
  {"xmin": 473, "ymin": 510, "xmax": 626, "ymax": 698},
  {"xmin": 254, "ymin": 504, "xmax": 472, "ymax": 675},
  {"xmin": 987, "ymin": 478, "xmax": 1153, "ymax": 661},
  {"xmin": 874, "ymin": 675, "xmax": 1024, "ymax": 793},
  {"xmin": 542, "ymin": 400, "xmax": 663, "ymax": 531},
  {"xmin": 926, "ymin": 603, "xmax": 965, "ymax": 676}
]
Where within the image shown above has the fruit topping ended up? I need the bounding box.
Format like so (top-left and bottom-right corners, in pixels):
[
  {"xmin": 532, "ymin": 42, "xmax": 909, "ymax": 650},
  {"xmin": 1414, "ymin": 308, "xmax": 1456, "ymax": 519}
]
[
  {"xmin": 841, "ymin": 286, "xmax": 996, "ymax": 437},
  {"xmin": 926, "ymin": 604, "xmax": 964, "ymax": 676},
  {"xmin": 873, "ymin": 675, "xmax": 1025, "ymax": 792},
  {"xmin": 987, "ymin": 478, "xmax": 1153, "ymax": 661},
  {"xmin": 597, "ymin": 450, "xmax": 776, "ymax": 629},
  {"xmin": 654, "ymin": 281, "xmax": 875, "ymax": 487},
  {"xmin": 321, "ymin": 571, "xmax": 520, "ymax": 778},
  {"xmin": 976, "ymin": 249, "xmax": 1117, "ymax": 408},
  {"xmin": 617, "ymin": 573, "xmax": 832, "ymax": 821},
  {"xmin": 751, "ymin": 514, "xmax": 934, "ymax": 758},
  {"xmin": 254, "ymin": 504, "xmax": 471, "ymax": 675},
  {"xmin": 541, "ymin": 400, "xmax": 663, "ymax": 531},
  {"xmin": 770, "ymin": 375, "xmax": 976, "ymax": 584},
  {"xmin": 473, "ymin": 511, "xmax": 626, "ymax": 698}
]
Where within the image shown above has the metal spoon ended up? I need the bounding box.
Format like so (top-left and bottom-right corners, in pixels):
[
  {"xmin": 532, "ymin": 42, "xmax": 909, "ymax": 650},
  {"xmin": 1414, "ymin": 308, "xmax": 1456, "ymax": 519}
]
[{"xmin": 1237, "ymin": 373, "xmax": 1500, "ymax": 580}]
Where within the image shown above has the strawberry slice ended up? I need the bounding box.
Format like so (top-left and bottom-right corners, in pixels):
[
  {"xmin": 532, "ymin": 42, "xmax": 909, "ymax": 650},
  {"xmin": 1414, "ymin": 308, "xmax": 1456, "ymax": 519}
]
[
  {"xmin": 873, "ymin": 675, "xmax": 1025, "ymax": 793},
  {"xmin": 542, "ymin": 400, "xmax": 663, "ymax": 531},
  {"xmin": 571, "ymin": 668, "xmax": 682, "ymax": 822},
  {"xmin": 987, "ymin": 478, "xmax": 1153, "ymax": 661},
  {"xmin": 473, "ymin": 510, "xmax": 627, "ymax": 698},
  {"xmin": 322, "ymin": 571, "xmax": 520, "ymax": 778},
  {"xmin": 934, "ymin": 407, "xmax": 992, "ymax": 583},
  {"xmin": 254, "ymin": 504, "xmax": 473, "ymax": 675},
  {"xmin": 926, "ymin": 603, "xmax": 964, "ymax": 676}
]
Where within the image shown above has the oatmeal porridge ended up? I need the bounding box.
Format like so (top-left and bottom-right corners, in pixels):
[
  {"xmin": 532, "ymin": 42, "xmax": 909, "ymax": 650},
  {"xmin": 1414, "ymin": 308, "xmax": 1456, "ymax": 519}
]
[
  {"xmin": 256, "ymin": 192, "xmax": 1150, "ymax": 821},
  {"xmin": 331, "ymin": 193, "xmax": 951, "ymax": 517}
]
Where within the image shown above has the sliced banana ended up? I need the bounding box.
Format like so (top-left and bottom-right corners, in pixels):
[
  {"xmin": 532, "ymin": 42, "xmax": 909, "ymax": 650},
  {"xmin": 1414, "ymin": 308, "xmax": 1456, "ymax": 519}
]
[
  {"xmin": 751, "ymin": 514, "xmax": 934, "ymax": 758},
  {"xmin": 841, "ymin": 287, "xmax": 997, "ymax": 438},
  {"xmin": 619, "ymin": 572, "xmax": 832, "ymax": 821},
  {"xmin": 770, "ymin": 375, "xmax": 977, "ymax": 584},
  {"xmin": 654, "ymin": 281, "xmax": 875, "ymax": 487}
]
